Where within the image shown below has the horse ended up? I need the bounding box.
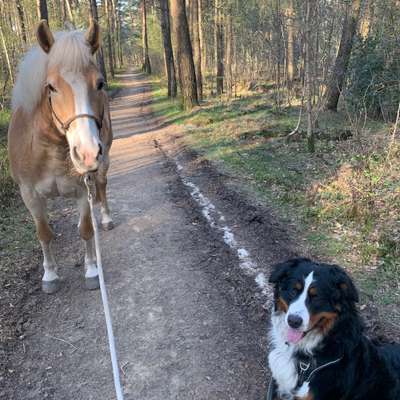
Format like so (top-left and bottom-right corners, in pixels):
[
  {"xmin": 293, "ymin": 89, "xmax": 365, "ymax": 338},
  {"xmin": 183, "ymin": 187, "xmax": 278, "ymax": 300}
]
[{"xmin": 8, "ymin": 20, "xmax": 113, "ymax": 294}]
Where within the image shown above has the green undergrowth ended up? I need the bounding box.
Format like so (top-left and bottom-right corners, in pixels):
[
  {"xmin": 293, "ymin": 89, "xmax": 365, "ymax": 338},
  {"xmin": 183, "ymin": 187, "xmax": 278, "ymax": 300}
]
[
  {"xmin": 0, "ymin": 109, "xmax": 37, "ymax": 263},
  {"xmin": 151, "ymin": 79, "xmax": 400, "ymax": 316},
  {"xmin": 0, "ymin": 109, "xmax": 14, "ymax": 208}
]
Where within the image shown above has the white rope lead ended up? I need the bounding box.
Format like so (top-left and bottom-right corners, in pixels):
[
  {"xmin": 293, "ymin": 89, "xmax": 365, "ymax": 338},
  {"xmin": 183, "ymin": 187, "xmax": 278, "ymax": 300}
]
[{"xmin": 84, "ymin": 175, "xmax": 124, "ymax": 400}]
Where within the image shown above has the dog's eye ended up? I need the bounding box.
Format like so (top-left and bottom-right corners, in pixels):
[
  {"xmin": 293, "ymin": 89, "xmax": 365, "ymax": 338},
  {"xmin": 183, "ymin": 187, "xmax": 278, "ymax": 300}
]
[
  {"xmin": 309, "ymin": 287, "xmax": 318, "ymax": 298},
  {"xmin": 289, "ymin": 282, "xmax": 302, "ymax": 296},
  {"xmin": 289, "ymin": 287, "xmax": 301, "ymax": 298}
]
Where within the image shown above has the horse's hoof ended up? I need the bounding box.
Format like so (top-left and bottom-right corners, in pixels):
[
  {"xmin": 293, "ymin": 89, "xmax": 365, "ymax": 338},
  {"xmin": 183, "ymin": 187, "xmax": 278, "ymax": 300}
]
[
  {"xmin": 101, "ymin": 221, "xmax": 114, "ymax": 231},
  {"xmin": 42, "ymin": 279, "xmax": 61, "ymax": 294},
  {"xmin": 85, "ymin": 276, "xmax": 100, "ymax": 290}
]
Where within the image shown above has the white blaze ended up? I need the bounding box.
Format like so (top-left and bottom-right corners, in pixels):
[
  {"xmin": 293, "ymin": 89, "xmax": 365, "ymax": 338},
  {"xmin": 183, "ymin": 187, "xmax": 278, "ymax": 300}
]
[
  {"xmin": 286, "ymin": 271, "xmax": 314, "ymax": 330},
  {"xmin": 63, "ymin": 72, "xmax": 101, "ymax": 172}
]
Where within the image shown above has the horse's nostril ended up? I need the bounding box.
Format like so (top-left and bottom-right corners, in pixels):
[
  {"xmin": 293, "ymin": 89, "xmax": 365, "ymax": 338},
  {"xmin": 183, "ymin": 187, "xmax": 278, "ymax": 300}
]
[
  {"xmin": 97, "ymin": 144, "xmax": 103, "ymax": 160},
  {"xmin": 73, "ymin": 146, "xmax": 80, "ymax": 161},
  {"xmin": 288, "ymin": 314, "xmax": 303, "ymax": 329}
]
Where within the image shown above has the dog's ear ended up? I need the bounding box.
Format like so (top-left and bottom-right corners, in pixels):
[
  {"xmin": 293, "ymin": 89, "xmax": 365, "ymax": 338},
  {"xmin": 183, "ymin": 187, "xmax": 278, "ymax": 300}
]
[
  {"xmin": 269, "ymin": 258, "xmax": 309, "ymax": 285},
  {"xmin": 329, "ymin": 265, "xmax": 359, "ymax": 303}
]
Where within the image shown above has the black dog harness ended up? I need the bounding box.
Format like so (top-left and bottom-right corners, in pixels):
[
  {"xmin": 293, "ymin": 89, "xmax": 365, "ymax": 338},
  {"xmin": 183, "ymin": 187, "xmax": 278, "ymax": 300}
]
[
  {"xmin": 296, "ymin": 353, "xmax": 343, "ymax": 388},
  {"xmin": 266, "ymin": 354, "xmax": 343, "ymax": 400}
]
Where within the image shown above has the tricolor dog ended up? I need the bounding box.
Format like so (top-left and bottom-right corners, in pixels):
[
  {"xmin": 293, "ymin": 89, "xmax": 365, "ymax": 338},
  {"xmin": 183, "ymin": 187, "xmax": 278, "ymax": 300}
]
[{"xmin": 268, "ymin": 258, "xmax": 400, "ymax": 400}]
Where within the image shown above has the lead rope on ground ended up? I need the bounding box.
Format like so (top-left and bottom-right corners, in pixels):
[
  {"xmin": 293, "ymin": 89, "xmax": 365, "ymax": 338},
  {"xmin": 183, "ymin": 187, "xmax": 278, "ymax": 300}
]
[{"xmin": 84, "ymin": 174, "xmax": 124, "ymax": 400}]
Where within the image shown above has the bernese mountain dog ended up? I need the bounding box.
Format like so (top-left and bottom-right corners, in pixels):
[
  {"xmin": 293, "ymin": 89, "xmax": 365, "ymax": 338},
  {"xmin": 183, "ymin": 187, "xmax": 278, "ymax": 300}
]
[{"xmin": 268, "ymin": 257, "xmax": 400, "ymax": 400}]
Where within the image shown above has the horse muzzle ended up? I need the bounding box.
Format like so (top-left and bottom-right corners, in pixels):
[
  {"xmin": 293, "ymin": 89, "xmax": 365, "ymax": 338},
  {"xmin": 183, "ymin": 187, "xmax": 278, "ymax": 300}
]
[{"xmin": 71, "ymin": 143, "xmax": 103, "ymax": 174}]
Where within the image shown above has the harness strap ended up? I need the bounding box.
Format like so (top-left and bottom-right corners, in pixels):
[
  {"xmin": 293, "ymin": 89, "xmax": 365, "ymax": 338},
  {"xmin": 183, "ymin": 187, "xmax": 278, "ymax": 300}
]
[
  {"xmin": 48, "ymin": 94, "xmax": 104, "ymax": 133},
  {"xmin": 296, "ymin": 354, "xmax": 343, "ymax": 388}
]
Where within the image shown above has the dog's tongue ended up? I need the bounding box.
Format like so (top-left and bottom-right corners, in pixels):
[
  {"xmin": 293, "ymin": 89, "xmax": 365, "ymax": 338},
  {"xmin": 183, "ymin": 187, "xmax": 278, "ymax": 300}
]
[{"xmin": 287, "ymin": 328, "xmax": 303, "ymax": 344}]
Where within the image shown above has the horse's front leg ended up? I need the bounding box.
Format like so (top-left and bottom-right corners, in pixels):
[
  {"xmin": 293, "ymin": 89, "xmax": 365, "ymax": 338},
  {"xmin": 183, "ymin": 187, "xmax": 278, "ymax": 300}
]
[
  {"xmin": 96, "ymin": 158, "xmax": 113, "ymax": 231},
  {"xmin": 77, "ymin": 196, "xmax": 100, "ymax": 290},
  {"xmin": 20, "ymin": 186, "xmax": 60, "ymax": 294}
]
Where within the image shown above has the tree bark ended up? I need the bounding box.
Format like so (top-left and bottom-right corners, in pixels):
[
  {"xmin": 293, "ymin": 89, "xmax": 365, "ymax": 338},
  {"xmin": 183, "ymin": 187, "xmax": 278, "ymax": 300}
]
[
  {"xmin": 286, "ymin": 0, "xmax": 296, "ymax": 86},
  {"xmin": 159, "ymin": 0, "xmax": 177, "ymax": 97},
  {"xmin": 15, "ymin": 0, "xmax": 27, "ymax": 44},
  {"xmin": 0, "ymin": 23, "xmax": 13, "ymax": 84},
  {"xmin": 89, "ymin": 0, "xmax": 108, "ymax": 83},
  {"xmin": 142, "ymin": 0, "xmax": 152, "ymax": 74},
  {"xmin": 170, "ymin": 0, "xmax": 199, "ymax": 109},
  {"xmin": 324, "ymin": 0, "xmax": 362, "ymax": 111},
  {"xmin": 215, "ymin": 0, "xmax": 224, "ymax": 95},
  {"xmin": 36, "ymin": 0, "xmax": 49, "ymax": 22},
  {"xmin": 305, "ymin": 0, "xmax": 314, "ymax": 152},
  {"xmin": 65, "ymin": 0, "xmax": 75, "ymax": 26},
  {"xmin": 191, "ymin": 0, "xmax": 203, "ymax": 100},
  {"xmin": 225, "ymin": 11, "xmax": 233, "ymax": 97},
  {"xmin": 198, "ymin": 0, "xmax": 206, "ymax": 87},
  {"xmin": 105, "ymin": 0, "xmax": 115, "ymax": 77},
  {"xmin": 110, "ymin": 0, "xmax": 118, "ymax": 69},
  {"xmin": 115, "ymin": 2, "xmax": 123, "ymax": 67}
]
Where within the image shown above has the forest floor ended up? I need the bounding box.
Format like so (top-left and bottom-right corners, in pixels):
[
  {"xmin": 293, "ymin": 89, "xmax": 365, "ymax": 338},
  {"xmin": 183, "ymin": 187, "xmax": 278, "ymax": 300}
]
[
  {"xmin": 0, "ymin": 71, "xmax": 293, "ymax": 399},
  {"xmin": 151, "ymin": 79, "xmax": 400, "ymax": 340}
]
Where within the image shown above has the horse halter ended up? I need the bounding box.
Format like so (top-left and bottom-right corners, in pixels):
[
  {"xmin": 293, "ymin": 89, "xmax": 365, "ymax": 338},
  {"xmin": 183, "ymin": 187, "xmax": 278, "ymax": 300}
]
[{"xmin": 48, "ymin": 90, "xmax": 104, "ymax": 134}]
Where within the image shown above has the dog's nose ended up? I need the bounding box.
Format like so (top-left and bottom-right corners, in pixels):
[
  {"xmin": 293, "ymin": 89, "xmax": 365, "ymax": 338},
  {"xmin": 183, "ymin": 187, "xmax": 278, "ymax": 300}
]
[{"xmin": 288, "ymin": 314, "xmax": 303, "ymax": 329}]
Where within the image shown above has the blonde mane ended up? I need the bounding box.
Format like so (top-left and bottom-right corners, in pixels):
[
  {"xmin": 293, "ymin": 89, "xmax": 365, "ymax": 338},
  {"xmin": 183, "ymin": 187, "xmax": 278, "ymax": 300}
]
[{"xmin": 12, "ymin": 30, "xmax": 95, "ymax": 113}]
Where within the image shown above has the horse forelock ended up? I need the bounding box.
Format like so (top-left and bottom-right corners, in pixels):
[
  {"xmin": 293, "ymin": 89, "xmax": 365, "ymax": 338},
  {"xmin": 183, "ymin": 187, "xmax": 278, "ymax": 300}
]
[{"xmin": 12, "ymin": 30, "xmax": 95, "ymax": 114}]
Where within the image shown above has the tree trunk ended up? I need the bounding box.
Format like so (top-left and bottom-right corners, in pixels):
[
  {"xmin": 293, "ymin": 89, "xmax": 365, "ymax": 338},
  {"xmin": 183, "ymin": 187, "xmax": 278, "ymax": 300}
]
[
  {"xmin": 142, "ymin": 0, "xmax": 152, "ymax": 74},
  {"xmin": 191, "ymin": 0, "xmax": 203, "ymax": 100},
  {"xmin": 36, "ymin": 0, "xmax": 49, "ymax": 22},
  {"xmin": 286, "ymin": 0, "xmax": 296, "ymax": 86},
  {"xmin": 89, "ymin": 0, "xmax": 108, "ymax": 83},
  {"xmin": 360, "ymin": 0, "xmax": 373, "ymax": 39},
  {"xmin": 273, "ymin": 0, "xmax": 282, "ymax": 108},
  {"xmin": 198, "ymin": 0, "xmax": 206, "ymax": 90},
  {"xmin": 305, "ymin": 0, "xmax": 314, "ymax": 152},
  {"xmin": 170, "ymin": 0, "xmax": 199, "ymax": 110},
  {"xmin": 225, "ymin": 11, "xmax": 233, "ymax": 98},
  {"xmin": 16, "ymin": 0, "xmax": 27, "ymax": 44},
  {"xmin": 116, "ymin": 4, "xmax": 123, "ymax": 67},
  {"xmin": 65, "ymin": 0, "xmax": 75, "ymax": 26},
  {"xmin": 104, "ymin": 0, "xmax": 115, "ymax": 77},
  {"xmin": 324, "ymin": 0, "xmax": 362, "ymax": 111},
  {"xmin": 0, "ymin": 22, "xmax": 13, "ymax": 84},
  {"xmin": 159, "ymin": 0, "xmax": 177, "ymax": 97},
  {"xmin": 110, "ymin": 0, "xmax": 118, "ymax": 69},
  {"xmin": 215, "ymin": 0, "xmax": 224, "ymax": 95}
]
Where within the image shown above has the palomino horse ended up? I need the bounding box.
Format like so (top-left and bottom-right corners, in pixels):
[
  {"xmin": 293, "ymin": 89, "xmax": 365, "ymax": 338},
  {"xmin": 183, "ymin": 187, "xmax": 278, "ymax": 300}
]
[{"xmin": 8, "ymin": 20, "xmax": 113, "ymax": 294}]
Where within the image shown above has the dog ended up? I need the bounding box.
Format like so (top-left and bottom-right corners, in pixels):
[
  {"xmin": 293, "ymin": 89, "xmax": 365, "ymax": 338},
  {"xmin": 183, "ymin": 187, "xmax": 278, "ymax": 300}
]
[{"xmin": 268, "ymin": 257, "xmax": 400, "ymax": 400}]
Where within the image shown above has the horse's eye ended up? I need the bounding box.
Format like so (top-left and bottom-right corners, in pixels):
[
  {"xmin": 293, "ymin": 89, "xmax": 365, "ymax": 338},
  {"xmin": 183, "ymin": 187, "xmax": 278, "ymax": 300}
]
[
  {"xmin": 47, "ymin": 84, "xmax": 57, "ymax": 93},
  {"xmin": 97, "ymin": 81, "xmax": 105, "ymax": 90}
]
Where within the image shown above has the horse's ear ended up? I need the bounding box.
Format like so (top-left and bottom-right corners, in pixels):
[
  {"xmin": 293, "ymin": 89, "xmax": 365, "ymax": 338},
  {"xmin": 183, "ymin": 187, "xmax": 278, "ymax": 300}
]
[
  {"xmin": 86, "ymin": 19, "xmax": 100, "ymax": 54},
  {"xmin": 36, "ymin": 20, "xmax": 54, "ymax": 53}
]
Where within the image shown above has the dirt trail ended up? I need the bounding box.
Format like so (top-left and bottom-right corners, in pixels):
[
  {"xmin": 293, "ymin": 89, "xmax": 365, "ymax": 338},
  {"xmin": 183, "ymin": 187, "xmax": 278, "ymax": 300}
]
[{"xmin": 4, "ymin": 72, "xmax": 270, "ymax": 399}]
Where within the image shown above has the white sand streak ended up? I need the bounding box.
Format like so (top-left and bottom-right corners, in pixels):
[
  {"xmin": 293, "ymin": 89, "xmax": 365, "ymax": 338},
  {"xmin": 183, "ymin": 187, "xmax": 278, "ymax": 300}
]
[{"xmin": 176, "ymin": 161, "xmax": 271, "ymax": 297}]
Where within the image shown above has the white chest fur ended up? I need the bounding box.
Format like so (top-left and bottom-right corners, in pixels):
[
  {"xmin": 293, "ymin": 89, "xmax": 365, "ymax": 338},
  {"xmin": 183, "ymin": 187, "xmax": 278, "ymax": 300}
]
[
  {"xmin": 269, "ymin": 314, "xmax": 298, "ymax": 398},
  {"xmin": 268, "ymin": 313, "xmax": 320, "ymax": 399}
]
